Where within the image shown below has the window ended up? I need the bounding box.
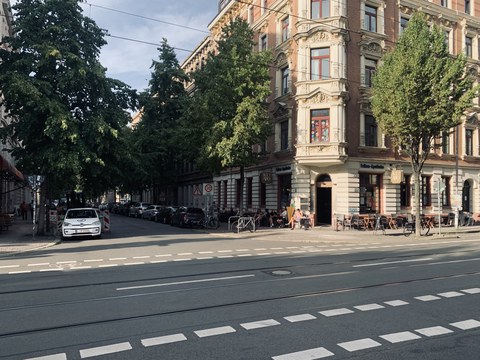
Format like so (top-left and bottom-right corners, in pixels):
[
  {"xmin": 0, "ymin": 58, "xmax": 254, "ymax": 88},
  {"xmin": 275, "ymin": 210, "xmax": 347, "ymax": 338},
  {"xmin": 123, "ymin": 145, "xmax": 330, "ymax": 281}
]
[
  {"xmin": 281, "ymin": 16, "xmax": 289, "ymax": 42},
  {"xmin": 280, "ymin": 120, "xmax": 289, "ymax": 150},
  {"xmin": 465, "ymin": 0, "xmax": 471, "ymax": 14},
  {"xmin": 400, "ymin": 17, "xmax": 409, "ymax": 34},
  {"xmin": 260, "ymin": 34, "xmax": 267, "ymax": 51},
  {"xmin": 247, "ymin": 177, "xmax": 253, "ymax": 208},
  {"xmin": 235, "ymin": 179, "xmax": 241, "ymax": 207},
  {"xmin": 365, "ymin": 5, "xmax": 377, "ymax": 32},
  {"xmin": 259, "ymin": 180, "xmax": 266, "ymax": 207},
  {"xmin": 217, "ymin": 181, "xmax": 221, "ymax": 206},
  {"xmin": 359, "ymin": 174, "xmax": 381, "ymax": 214},
  {"xmin": 281, "ymin": 66, "xmax": 289, "ymax": 95},
  {"xmin": 310, "ymin": 48, "xmax": 330, "ymax": 80},
  {"xmin": 364, "ymin": 115, "xmax": 378, "ymax": 147},
  {"xmin": 441, "ymin": 177, "xmax": 451, "ymax": 207},
  {"xmin": 400, "ymin": 174, "xmax": 411, "ymax": 207},
  {"xmin": 311, "ymin": 0, "xmax": 329, "ymax": 19},
  {"xmin": 311, "ymin": 109, "xmax": 329, "ymax": 142},
  {"xmin": 466, "ymin": 128, "xmax": 473, "ymax": 155},
  {"xmin": 442, "ymin": 131, "xmax": 450, "ymax": 154},
  {"xmin": 441, "ymin": 0, "xmax": 448, "ymax": 7},
  {"xmin": 364, "ymin": 58, "xmax": 377, "ymax": 87},
  {"xmin": 223, "ymin": 180, "xmax": 228, "ymax": 208},
  {"xmin": 421, "ymin": 175, "xmax": 431, "ymax": 207},
  {"xmin": 465, "ymin": 36, "xmax": 473, "ymax": 58}
]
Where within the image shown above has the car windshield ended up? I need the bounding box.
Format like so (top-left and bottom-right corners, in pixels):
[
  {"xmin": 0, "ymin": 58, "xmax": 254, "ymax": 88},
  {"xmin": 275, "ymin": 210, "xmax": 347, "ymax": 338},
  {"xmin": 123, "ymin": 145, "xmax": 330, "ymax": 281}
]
[{"xmin": 66, "ymin": 209, "xmax": 97, "ymax": 219}]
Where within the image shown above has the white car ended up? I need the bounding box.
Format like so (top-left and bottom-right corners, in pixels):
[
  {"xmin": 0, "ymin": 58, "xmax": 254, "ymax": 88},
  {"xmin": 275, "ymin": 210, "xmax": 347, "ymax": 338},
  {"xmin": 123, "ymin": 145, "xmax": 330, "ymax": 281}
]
[{"xmin": 62, "ymin": 208, "xmax": 102, "ymax": 240}]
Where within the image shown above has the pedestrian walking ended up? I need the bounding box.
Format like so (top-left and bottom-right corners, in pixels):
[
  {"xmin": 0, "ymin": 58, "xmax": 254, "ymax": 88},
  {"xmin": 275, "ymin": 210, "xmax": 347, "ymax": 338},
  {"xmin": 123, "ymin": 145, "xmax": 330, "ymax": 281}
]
[{"xmin": 20, "ymin": 201, "xmax": 27, "ymax": 220}]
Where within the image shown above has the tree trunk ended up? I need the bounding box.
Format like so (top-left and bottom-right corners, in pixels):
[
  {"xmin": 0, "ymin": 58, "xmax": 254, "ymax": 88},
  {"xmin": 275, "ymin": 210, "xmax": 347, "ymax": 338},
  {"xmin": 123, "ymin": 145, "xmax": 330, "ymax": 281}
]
[{"xmin": 36, "ymin": 182, "xmax": 47, "ymax": 236}]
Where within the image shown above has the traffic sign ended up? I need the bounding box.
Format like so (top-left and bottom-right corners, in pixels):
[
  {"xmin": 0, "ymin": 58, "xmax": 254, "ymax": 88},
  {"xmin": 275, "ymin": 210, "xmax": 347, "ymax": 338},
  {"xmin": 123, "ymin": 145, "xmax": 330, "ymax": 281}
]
[
  {"xmin": 203, "ymin": 183, "xmax": 213, "ymax": 196},
  {"xmin": 193, "ymin": 185, "xmax": 201, "ymax": 196}
]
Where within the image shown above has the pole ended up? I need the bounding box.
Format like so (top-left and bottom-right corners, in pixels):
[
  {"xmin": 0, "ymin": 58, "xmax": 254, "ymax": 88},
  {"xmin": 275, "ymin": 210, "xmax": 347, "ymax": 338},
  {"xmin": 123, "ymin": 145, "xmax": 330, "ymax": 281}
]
[{"xmin": 454, "ymin": 126, "xmax": 459, "ymax": 229}]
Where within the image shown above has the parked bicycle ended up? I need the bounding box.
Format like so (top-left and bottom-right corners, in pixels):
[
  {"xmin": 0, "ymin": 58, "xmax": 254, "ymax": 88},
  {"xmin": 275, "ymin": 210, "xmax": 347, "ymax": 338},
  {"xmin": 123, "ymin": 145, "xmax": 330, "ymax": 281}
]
[
  {"xmin": 403, "ymin": 216, "xmax": 431, "ymax": 236},
  {"xmin": 203, "ymin": 213, "xmax": 220, "ymax": 229},
  {"xmin": 231, "ymin": 216, "xmax": 256, "ymax": 233}
]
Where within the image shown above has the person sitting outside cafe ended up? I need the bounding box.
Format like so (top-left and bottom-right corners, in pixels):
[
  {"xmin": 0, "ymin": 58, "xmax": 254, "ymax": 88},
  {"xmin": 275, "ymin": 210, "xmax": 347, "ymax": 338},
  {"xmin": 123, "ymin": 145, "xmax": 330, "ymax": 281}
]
[{"xmin": 288, "ymin": 208, "xmax": 303, "ymax": 230}]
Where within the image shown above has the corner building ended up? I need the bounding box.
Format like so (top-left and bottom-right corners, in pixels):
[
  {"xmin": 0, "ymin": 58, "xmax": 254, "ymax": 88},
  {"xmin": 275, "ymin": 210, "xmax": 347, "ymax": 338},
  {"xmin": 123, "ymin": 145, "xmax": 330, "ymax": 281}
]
[{"xmin": 180, "ymin": 0, "xmax": 480, "ymax": 226}]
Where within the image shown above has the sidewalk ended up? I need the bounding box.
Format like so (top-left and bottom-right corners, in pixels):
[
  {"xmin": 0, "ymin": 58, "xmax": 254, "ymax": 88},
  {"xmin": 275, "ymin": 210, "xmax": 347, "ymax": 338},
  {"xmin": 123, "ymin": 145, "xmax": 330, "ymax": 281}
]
[
  {"xmin": 1, "ymin": 217, "xmax": 479, "ymax": 257},
  {"xmin": 0, "ymin": 217, "xmax": 57, "ymax": 257}
]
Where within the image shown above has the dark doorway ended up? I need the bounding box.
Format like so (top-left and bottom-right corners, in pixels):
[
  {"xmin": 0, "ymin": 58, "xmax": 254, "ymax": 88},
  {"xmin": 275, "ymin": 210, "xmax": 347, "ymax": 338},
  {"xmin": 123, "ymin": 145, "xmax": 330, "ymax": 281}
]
[
  {"xmin": 462, "ymin": 180, "xmax": 471, "ymax": 212},
  {"xmin": 316, "ymin": 175, "xmax": 332, "ymax": 225}
]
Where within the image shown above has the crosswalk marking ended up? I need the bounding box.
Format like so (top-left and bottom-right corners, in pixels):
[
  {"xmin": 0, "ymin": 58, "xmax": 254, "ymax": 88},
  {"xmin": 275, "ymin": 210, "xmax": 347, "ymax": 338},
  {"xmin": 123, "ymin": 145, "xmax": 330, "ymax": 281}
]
[
  {"xmin": 194, "ymin": 326, "xmax": 236, "ymax": 338},
  {"xmin": 284, "ymin": 314, "xmax": 317, "ymax": 323},
  {"xmin": 414, "ymin": 295, "xmax": 441, "ymax": 301},
  {"xmin": 338, "ymin": 338, "xmax": 382, "ymax": 352},
  {"xmin": 241, "ymin": 319, "xmax": 280, "ymax": 330},
  {"xmin": 80, "ymin": 342, "xmax": 132, "ymax": 358},
  {"xmin": 142, "ymin": 334, "xmax": 187, "ymax": 347},
  {"xmin": 272, "ymin": 347, "xmax": 334, "ymax": 359},
  {"xmin": 319, "ymin": 308, "xmax": 354, "ymax": 317},
  {"xmin": 354, "ymin": 303, "xmax": 385, "ymax": 311},
  {"xmin": 380, "ymin": 331, "xmax": 421, "ymax": 343},
  {"xmin": 450, "ymin": 319, "xmax": 480, "ymax": 330},
  {"xmin": 415, "ymin": 326, "xmax": 453, "ymax": 337}
]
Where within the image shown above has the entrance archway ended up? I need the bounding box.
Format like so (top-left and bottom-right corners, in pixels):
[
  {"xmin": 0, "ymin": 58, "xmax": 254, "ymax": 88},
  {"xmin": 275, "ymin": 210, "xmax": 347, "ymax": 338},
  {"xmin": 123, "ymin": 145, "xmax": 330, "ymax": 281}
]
[
  {"xmin": 316, "ymin": 174, "xmax": 332, "ymax": 225},
  {"xmin": 462, "ymin": 180, "xmax": 472, "ymax": 212}
]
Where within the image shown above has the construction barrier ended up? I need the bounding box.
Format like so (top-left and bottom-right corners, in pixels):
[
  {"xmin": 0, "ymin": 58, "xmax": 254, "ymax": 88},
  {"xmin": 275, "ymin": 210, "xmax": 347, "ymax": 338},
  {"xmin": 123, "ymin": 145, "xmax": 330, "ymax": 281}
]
[{"xmin": 102, "ymin": 210, "xmax": 110, "ymax": 232}]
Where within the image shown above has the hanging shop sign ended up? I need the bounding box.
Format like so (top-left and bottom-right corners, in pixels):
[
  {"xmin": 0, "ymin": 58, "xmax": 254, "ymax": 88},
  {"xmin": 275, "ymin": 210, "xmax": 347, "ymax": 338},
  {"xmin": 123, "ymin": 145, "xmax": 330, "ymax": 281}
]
[
  {"xmin": 390, "ymin": 169, "xmax": 404, "ymax": 184},
  {"xmin": 260, "ymin": 172, "xmax": 273, "ymax": 184}
]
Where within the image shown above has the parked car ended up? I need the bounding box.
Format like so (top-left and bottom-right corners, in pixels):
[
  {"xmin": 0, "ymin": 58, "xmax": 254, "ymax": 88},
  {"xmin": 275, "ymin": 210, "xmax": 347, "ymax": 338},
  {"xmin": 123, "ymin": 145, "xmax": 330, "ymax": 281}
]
[
  {"xmin": 142, "ymin": 205, "xmax": 163, "ymax": 220},
  {"xmin": 155, "ymin": 206, "xmax": 177, "ymax": 224},
  {"xmin": 171, "ymin": 207, "xmax": 205, "ymax": 228},
  {"xmin": 128, "ymin": 202, "xmax": 151, "ymax": 218},
  {"xmin": 61, "ymin": 207, "xmax": 102, "ymax": 240}
]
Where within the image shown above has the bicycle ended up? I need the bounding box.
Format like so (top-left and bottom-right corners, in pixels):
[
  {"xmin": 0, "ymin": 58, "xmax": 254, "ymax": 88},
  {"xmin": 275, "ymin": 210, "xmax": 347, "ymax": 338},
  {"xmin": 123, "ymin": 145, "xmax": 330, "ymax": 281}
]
[
  {"xmin": 231, "ymin": 216, "xmax": 256, "ymax": 233},
  {"xmin": 203, "ymin": 213, "xmax": 220, "ymax": 229},
  {"xmin": 403, "ymin": 216, "xmax": 430, "ymax": 237}
]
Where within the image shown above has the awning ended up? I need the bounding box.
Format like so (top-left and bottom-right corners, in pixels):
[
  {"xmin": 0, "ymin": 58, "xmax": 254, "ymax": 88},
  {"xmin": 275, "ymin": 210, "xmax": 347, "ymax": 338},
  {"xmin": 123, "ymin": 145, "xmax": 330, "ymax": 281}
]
[{"xmin": 0, "ymin": 155, "xmax": 24, "ymax": 182}]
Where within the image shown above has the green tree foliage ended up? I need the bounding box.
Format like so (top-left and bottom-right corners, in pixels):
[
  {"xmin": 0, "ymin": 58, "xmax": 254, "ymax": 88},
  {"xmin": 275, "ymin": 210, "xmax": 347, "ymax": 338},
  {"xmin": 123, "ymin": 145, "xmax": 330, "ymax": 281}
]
[
  {"xmin": 0, "ymin": 0, "xmax": 136, "ymax": 233},
  {"xmin": 185, "ymin": 18, "xmax": 273, "ymax": 212},
  {"xmin": 371, "ymin": 12, "xmax": 477, "ymax": 235},
  {"xmin": 134, "ymin": 39, "xmax": 188, "ymax": 202}
]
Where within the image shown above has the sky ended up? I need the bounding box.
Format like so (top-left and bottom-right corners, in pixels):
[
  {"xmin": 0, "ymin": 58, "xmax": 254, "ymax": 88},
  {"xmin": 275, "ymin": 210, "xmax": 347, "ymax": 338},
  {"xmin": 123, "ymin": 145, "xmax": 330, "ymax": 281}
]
[{"xmin": 11, "ymin": 0, "xmax": 219, "ymax": 93}]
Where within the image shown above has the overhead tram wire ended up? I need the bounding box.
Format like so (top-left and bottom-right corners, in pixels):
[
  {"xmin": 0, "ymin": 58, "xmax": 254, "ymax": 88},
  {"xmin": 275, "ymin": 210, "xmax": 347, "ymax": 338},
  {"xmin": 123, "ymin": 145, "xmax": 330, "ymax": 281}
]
[{"xmin": 104, "ymin": 33, "xmax": 193, "ymax": 54}]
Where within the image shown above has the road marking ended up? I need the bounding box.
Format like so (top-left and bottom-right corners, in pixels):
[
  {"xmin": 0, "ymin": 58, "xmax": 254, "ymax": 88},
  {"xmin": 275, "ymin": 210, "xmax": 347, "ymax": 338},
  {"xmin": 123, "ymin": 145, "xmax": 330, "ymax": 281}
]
[
  {"xmin": 240, "ymin": 319, "xmax": 280, "ymax": 330},
  {"xmin": 319, "ymin": 308, "xmax": 354, "ymax": 317},
  {"xmin": 194, "ymin": 326, "xmax": 236, "ymax": 338},
  {"xmin": 258, "ymin": 253, "xmax": 272, "ymax": 255},
  {"xmin": 237, "ymin": 254, "xmax": 253, "ymax": 257},
  {"xmin": 415, "ymin": 295, "xmax": 441, "ymax": 302},
  {"xmin": 28, "ymin": 263, "xmax": 50, "ymax": 267},
  {"xmin": 196, "ymin": 257, "xmax": 213, "ymax": 260},
  {"xmin": 450, "ymin": 319, "xmax": 480, "ymax": 330},
  {"xmin": 24, "ymin": 354, "xmax": 67, "ymax": 360},
  {"xmin": 380, "ymin": 331, "xmax": 421, "ymax": 343},
  {"xmin": 56, "ymin": 261, "xmax": 77, "ymax": 264},
  {"xmin": 173, "ymin": 258, "xmax": 191, "ymax": 262},
  {"xmin": 9, "ymin": 270, "xmax": 32, "ymax": 274},
  {"xmin": 0, "ymin": 265, "xmax": 19, "ymax": 269},
  {"xmin": 437, "ymin": 291, "xmax": 465, "ymax": 298},
  {"xmin": 84, "ymin": 259, "xmax": 103, "ymax": 262},
  {"xmin": 217, "ymin": 255, "xmax": 233, "ymax": 258},
  {"xmin": 236, "ymin": 249, "xmax": 250, "ymax": 251},
  {"xmin": 384, "ymin": 300, "xmax": 409, "ymax": 307},
  {"xmin": 415, "ymin": 326, "xmax": 453, "ymax": 337},
  {"xmin": 354, "ymin": 303, "xmax": 385, "ymax": 311},
  {"xmin": 338, "ymin": 338, "xmax": 382, "ymax": 352},
  {"xmin": 70, "ymin": 266, "xmax": 92, "ymax": 270},
  {"xmin": 141, "ymin": 334, "xmax": 187, "ymax": 347},
  {"xmin": 177, "ymin": 253, "xmax": 192, "ymax": 256},
  {"xmin": 39, "ymin": 269, "xmax": 63, "ymax": 272},
  {"xmin": 462, "ymin": 288, "xmax": 480, "ymax": 294},
  {"xmin": 117, "ymin": 274, "xmax": 255, "ymax": 291},
  {"xmin": 274, "ymin": 252, "xmax": 289, "ymax": 255},
  {"xmin": 155, "ymin": 254, "xmax": 172, "ymax": 257},
  {"xmin": 254, "ymin": 248, "xmax": 267, "ymax": 250},
  {"xmin": 353, "ymin": 258, "xmax": 432, "ymax": 268},
  {"xmin": 150, "ymin": 260, "xmax": 168, "ymax": 263},
  {"xmin": 218, "ymin": 250, "xmax": 233, "ymax": 253},
  {"xmin": 124, "ymin": 262, "xmax": 145, "ymax": 266},
  {"xmin": 272, "ymin": 347, "xmax": 334, "ymax": 360},
  {"xmin": 109, "ymin": 257, "xmax": 126, "ymax": 261},
  {"xmin": 284, "ymin": 314, "xmax": 317, "ymax": 323},
  {"xmin": 199, "ymin": 251, "xmax": 214, "ymax": 254},
  {"xmin": 80, "ymin": 342, "xmax": 132, "ymax": 358},
  {"xmin": 133, "ymin": 256, "xmax": 151, "ymax": 259},
  {"xmin": 98, "ymin": 264, "xmax": 118, "ymax": 268}
]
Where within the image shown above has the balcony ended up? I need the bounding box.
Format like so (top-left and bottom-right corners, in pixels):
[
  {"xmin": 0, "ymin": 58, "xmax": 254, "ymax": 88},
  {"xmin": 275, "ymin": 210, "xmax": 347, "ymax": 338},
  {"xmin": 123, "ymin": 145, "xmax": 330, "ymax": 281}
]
[{"xmin": 296, "ymin": 142, "xmax": 348, "ymax": 166}]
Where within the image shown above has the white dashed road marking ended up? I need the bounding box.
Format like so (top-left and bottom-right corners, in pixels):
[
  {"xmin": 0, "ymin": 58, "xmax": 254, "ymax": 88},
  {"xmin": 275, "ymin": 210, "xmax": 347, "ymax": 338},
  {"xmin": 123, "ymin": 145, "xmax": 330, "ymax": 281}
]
[
  {"xmin": 384, "ymin": 300, "xmax": 409, "ymax": 307},
  {"xmin": 415, "ymin": 326, "xmax": 453, "ymax": 337},
  {"xmin": 462, "ymin": 288, "xmax": 480, "ymax": 294},
  {"xmin": 80, "ymin": 342, "xmax": 132, "ymax": 358},
  {"xmin": 438, "ymin": 291, "xmax": 465, "ymax": 298},
  {"xmin": 414, "ymin": 295, "xmax": 441, "ymax": 302},
  {"xmin": 284, "ymin": 314, "xmax": 317, "ymax": 323},
  {"xmin": 380, "ymin": 331, "xmax": 421, "ymax": 343},
  {"xmin": 450, "ymin": 319, "xmax": 480, "ymax": 330},
  {"xmin": 24, "ymin": 354, "xmax": 67, "ymax": 360},
  {"xmin": 141, "ymin": 333, "xmax": 187, "ymax": 347},
  {"xmin": 241, "ymin": 319, "xmax": 280, "ymax": 330},
  {"xmin": 194, "ymin": 326, "xmax": 236, "ymax": 338},
  {"xmin": 354, "ymin": 303, "xmax": 385, "ymax": 311},
  {"xmin": 319, "ymin": 308, "xmax": 354, "ymax": 317},
  {"xmin": 272, "ymin": 347, "xmax": 334, "ymax": 360},
  {"xmin": 353, "ymin": 258, "xmax": 432, "ymax": 268},
  {"xmin": 338, "ymin": 338, "xmax": 382, "ymax": 352}
]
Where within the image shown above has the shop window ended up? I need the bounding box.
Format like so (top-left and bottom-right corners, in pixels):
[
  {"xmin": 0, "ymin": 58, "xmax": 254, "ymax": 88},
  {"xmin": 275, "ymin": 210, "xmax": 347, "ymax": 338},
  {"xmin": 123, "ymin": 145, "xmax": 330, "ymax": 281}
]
[
  {"xmin": 310, "ymin": 48, "xmax": 330, "ymax": 80},
  {"xmin": 311, "ymin": 0, "xmax": 329, "ymax": 19},
  {"xmin": 259, "ymin": 181, "xmax": 266, "ymax": 208},
  {"xmin": 365, "ymin": 5, "xmax": 377, "ymax": 32},
  {"xmin": 278, "ymin": 174, "xmax": 292, "ymax": 209},
  {"xmin": 441, "ymin": 176, "xmax": 451, "ymax": 207},
  {"xmin": 247, "ymin": 177, "xmax": 253, "ymax": 208},
  {"xmin": 359, "ymin": 173, "xmax": 381, "ymax": 214},
  {"xmin": 421, "ymin": 175, "xmax": 431, "ymax": 207},
  {"xmin": 400, "ymin": 174, "xmax": 411, "ymax": 207},
  {"xmin": 311, "ymin": 109, "xmax": 330, "ymax": 143}
]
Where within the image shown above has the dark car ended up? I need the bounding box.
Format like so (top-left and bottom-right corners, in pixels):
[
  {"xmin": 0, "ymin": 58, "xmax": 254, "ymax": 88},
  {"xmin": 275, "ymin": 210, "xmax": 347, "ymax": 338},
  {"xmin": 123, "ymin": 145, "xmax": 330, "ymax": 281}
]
[
  {"xmin": 171, "ymin": 207, "xmax": 204, "ymax": 228},
  {"xmin": 155, "ymin": 206, "xmax": 177, "ymax": 224}
]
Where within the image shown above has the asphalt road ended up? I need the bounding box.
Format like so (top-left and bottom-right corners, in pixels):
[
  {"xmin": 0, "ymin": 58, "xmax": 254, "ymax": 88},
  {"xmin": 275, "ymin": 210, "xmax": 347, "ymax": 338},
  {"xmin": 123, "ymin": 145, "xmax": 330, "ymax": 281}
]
[{"xmin": 0, "ymin": 215, "xmax": 479, "ymax": 360}]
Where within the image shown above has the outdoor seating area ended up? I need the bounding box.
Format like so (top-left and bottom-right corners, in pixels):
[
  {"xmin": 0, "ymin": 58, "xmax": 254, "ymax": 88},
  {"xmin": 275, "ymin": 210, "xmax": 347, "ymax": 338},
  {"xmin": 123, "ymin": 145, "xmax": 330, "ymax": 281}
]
[{"xmin": 333, "ymin": 211, "xmax": 480, "ymax": 233}]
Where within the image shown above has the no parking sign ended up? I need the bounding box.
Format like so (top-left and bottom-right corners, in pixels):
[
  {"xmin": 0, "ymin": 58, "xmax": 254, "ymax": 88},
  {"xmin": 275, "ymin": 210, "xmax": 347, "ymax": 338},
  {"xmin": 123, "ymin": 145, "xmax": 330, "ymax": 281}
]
[{"xmin": 203, "ymin": 183, "xmax": 213, "ymax": 196}]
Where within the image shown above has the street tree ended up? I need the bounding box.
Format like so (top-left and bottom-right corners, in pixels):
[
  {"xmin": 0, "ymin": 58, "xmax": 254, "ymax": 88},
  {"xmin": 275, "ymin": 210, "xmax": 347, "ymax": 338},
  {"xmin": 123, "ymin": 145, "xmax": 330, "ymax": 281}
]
[
  {"xmin": 186, "ymin": 18, "xmax": 273, "ymax": 214},
  {"xmin": 371, "ymin": 12, "xmax": 477, "ymax": 236},
  {"xmin": 0, "ymin": 0, "xmax": 136, "ymax": 234},
  {"xmin": 135, "ymin": 39, "xmax": 188, "ymax": 203}
]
